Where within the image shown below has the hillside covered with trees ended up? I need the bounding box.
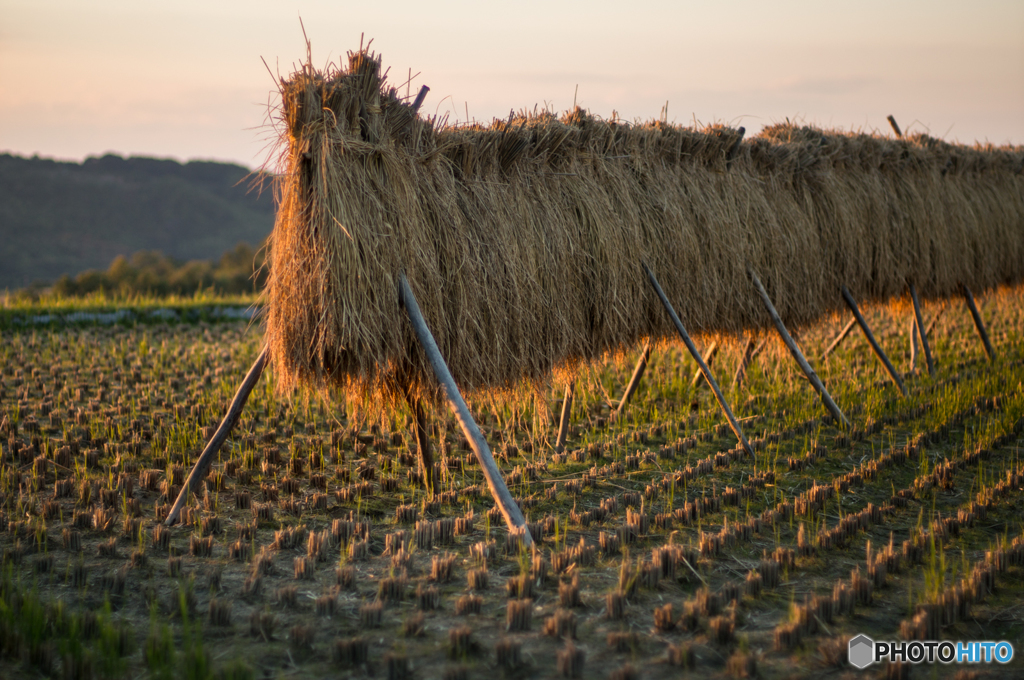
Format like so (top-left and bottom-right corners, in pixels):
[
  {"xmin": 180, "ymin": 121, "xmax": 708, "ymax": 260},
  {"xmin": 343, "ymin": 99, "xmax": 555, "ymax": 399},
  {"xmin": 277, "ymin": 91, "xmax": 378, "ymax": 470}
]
[{"xmin": 0, "ymin": 153, "xmax": 275, "ymax": 290}]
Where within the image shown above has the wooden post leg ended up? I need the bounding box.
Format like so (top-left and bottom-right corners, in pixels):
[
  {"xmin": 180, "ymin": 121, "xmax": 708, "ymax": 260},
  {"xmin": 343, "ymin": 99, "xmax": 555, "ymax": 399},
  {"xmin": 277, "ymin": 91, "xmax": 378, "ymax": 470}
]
[
  {"xmin": 166, "ymin": 344, "xmax": 269, "ymax": 526},
  {"xmin": 841, "ymin": 286, "xmax": 907, "ymax": 396},
  {"xmin": 731, "ymin": 336, "xmax": 756, "ymax": 391},
  {"xmin": 909, "ymin": 283, "xmax": 935, "ymax": 376},
  {"xmin": 925, "ymin": 303, "xmax": 946, "ymax": 337},
  {"xmin": 690, "ymin": 341, "xmax": 719, "ymax": 390},
  {"xmin": 398, "ymin": 274, "xmax": 531, "ymax": 545},
  {"xmin": 909, "ymin": 316, "xmax": 919, "ymax": 370},
  {"xmin": 823, "ymin": 316, "xmax": 858, "ymax": 359},
  {"xmin": 410, "ymin": 85, "xmax": 430, "ymax": 112},
  {"xmin": 406, "ymin": 395, "xmax": 434, "ymax": 495},
  {"xmin": 612, "ymin": 339, "xmax": 652, "ymax": 422},
  {"xmin": 962, "ymin": 285, "xmax": 995, "ymax": 361},
  {"xmin": 749, "ymin": 270, "xmax": 851, "ymax": 429},
  {"xmin": 555, "ymin": 381, "xmax": 575, "ymax": 453},
  {"xmin": 929, "ymin": 303, "xmax": 942, "ymax": 337},
  {"xmin": 644, "ymin": 263, "xmax": 754, "ymax": 458}
]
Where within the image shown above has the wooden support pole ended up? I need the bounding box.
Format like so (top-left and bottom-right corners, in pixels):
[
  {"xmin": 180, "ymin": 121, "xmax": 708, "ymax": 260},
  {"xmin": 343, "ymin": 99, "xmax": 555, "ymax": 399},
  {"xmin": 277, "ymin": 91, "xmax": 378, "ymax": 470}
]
[
  {"xmin": 962, "ymin": 284, "xmax": 995, "ymax": 361},
  {"xmin": 925, "ymin": 304, "xmax": 946, "ymax": 338},
  {"xmin": 725, "ymin": 126, "xmax": 746, "ymax": 169},
  {"xmin": 398, "ymin": 274, "xmax": 531, "ymax": 545},
  {"xmin": 841, "ymin": 286, "xmax": 908, "ymax": 396},
  {"xmin": 911, "ymin": 315, "xmax": 922, "ymax": 370},
  {"xmin": 690, "ymin": 341, "xmax": 719, "ymax": 389},
  {"xmin": 555, "ymin": 381, "xmax": 575, "ymax": 452},
  {"xmin": 411, "ymin": 85, "xmax": 430, "ymax": 113},
  {"xmin": 166, "ymin": 344, "xmax": 268, "ymax": 526},
  {"xmin": 406, "ymin": 395, "xmax": 434, "ymax": 494},
  {"xmin": 594, "ymin": 379, "xmax": 616, "ymax": 411},
  {"xmin": 909, "ymin": 283, "xmax": 934, "ymax": 376},
  {"xmin": 612, "ymin": 339, "xmax": 652, "ymax": 422},
  {"xmin": 887, "ymin": 114, "xmax": 903, "ymax": 139},
  {"xmin": 732, "ymin": 336, "xmax": 756, "ymax": 391},
  {"xmin": 822, "ymin": 316, "xmax": 858, "ymax": 359},
  {"xmin": 749, "ymin": 269, "xmax": 851, "ymax": 429},
  {"xmin": 644, "ymin": 263, "xmax": 754, "ymax": 458}
]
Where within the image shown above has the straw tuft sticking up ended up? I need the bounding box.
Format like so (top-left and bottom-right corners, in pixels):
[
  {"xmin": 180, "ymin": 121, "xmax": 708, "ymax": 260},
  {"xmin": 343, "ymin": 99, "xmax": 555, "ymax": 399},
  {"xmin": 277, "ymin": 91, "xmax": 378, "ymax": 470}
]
[{"xmin": 266, "ymin": 48, "xmax": 1024, "ymax": 403}]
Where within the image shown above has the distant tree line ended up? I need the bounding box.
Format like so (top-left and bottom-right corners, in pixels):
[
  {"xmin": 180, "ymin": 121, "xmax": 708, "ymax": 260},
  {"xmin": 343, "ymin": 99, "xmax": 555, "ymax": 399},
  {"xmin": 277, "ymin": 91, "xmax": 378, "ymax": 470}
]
[{"xmin": 45, "ymin": 242, "xmax": 268, "ymax": 298}]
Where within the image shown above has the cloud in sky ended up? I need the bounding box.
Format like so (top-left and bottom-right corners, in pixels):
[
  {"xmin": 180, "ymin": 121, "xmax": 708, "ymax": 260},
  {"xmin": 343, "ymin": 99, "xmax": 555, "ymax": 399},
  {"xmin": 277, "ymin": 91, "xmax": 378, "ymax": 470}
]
[{"xmin": 1, "ymin": 0, "xmax": 1021, "ymax": 167}]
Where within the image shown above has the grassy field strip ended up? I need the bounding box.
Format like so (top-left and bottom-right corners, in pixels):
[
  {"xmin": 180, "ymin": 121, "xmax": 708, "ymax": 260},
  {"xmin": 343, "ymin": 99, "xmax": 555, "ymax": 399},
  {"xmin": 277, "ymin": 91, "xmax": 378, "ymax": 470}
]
[
  {"xmin": 895, "ymin": 530, "xmax": 1024, "ymax": 645},
  {"xmin": 0, "ymin": 286, "xmax": 1022, "ymax": 679},
  {"xmin": 541, "ymin": 366, "xmax": 1022, "ymax": 575}
]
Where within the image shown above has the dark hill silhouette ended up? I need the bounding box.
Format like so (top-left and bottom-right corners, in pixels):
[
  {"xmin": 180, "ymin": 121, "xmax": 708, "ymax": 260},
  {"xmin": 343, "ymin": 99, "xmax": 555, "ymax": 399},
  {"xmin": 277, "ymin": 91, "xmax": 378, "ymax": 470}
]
[{"xmin": 0, "ymin": 153, "xmax": 275, "ymax": 289}]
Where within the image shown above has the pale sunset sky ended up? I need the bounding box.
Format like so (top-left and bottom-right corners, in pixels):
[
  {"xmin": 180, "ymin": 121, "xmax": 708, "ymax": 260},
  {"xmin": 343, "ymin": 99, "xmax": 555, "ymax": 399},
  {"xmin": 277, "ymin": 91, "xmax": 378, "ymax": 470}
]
[{"xmin": 2, "ymin": 0, "xmax": 1022, "ymax": 170}]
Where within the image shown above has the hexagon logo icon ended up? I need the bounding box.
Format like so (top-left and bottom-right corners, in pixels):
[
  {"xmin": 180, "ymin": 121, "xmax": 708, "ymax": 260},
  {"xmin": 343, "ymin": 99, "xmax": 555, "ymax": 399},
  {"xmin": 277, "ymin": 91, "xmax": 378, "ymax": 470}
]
[{"xmin": 848, "ymin": 634, "xmax": 874, "ymax": 669}]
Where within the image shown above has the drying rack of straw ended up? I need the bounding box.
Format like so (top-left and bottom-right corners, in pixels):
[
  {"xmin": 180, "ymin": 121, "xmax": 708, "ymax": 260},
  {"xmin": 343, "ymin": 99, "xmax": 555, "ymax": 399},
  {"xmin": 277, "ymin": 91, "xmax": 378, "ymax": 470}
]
[{"xmin": 167, "ymin": 48, "xmax": 1024, "ymax": 543}]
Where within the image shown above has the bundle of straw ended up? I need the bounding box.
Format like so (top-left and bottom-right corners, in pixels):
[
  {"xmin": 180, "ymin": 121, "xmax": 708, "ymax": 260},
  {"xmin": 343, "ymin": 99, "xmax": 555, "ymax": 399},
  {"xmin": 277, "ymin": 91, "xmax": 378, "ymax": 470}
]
[{"xmin": 265, "ymin": 49, "xmax": 1024, "ymax": 402}]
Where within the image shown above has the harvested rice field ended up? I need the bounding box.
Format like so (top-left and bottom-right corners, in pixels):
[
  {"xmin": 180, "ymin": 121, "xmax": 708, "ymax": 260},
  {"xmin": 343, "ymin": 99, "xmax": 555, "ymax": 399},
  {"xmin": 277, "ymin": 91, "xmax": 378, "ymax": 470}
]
[{"xmin": 1, "ymin": 285, "xmax": 1023, "ymax": 679}]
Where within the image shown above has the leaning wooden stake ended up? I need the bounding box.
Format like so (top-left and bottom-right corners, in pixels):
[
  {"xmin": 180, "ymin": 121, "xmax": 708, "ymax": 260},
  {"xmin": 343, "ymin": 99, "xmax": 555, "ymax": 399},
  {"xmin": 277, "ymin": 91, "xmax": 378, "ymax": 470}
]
[
  {"xmin": 840, "ymin": 286, "xmax": 907, "ymax": 396},
  {"xmin": 925, "ymin": 303, "xmax": 946, "ymax": 338},
  {"xmin": 731, "ymin": 336, "xmax": 757, "ymax": 391},
  {"xmin": 612, "ymin": 339, "xmax": 652, "ymax": 421},
  {"xmin": 908, "ymin": 283, "xmax": 934, "ymax": 376},
  {"xmin": 410, "ymin": 85, "xmax": 430, "ymax": 113},
  {"xmin": 689, "ymin": 341, "xmax": 719, "ymax": 389},
  {"xmin": 555, "ymin": 381, "xmax": 575, "ymax": 452},
  {"xmin": 398, "ymin": 274, "xmax": 531, "ymax": 545},
  {"xmin": 406, "ymin": 394, "xmax": 435, "ymax": 494},
  {"xmin": 909, "ymin": 316, "xmax": 919, "ymax": 370},
  {"xmin": 962, "ymin": 284, "xmax": 995, "ymax": 361},
  {"xmin": 887, "ymin": 114, "xmax": 903, "ymax": 139},
  {"xmin": 823, "ymin": 316, "xmax": 858, "ymax": 359},
  {"xmin": 749, "ymin": 269, "xmax": 850, "ymax": 429},
  {"xmin": 166, "ymin": 344, "xmax": 269, "ymax": 526},
  {"xmin": 644, "ymin": 263, "xmax": 754, "ymax": 458}
]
